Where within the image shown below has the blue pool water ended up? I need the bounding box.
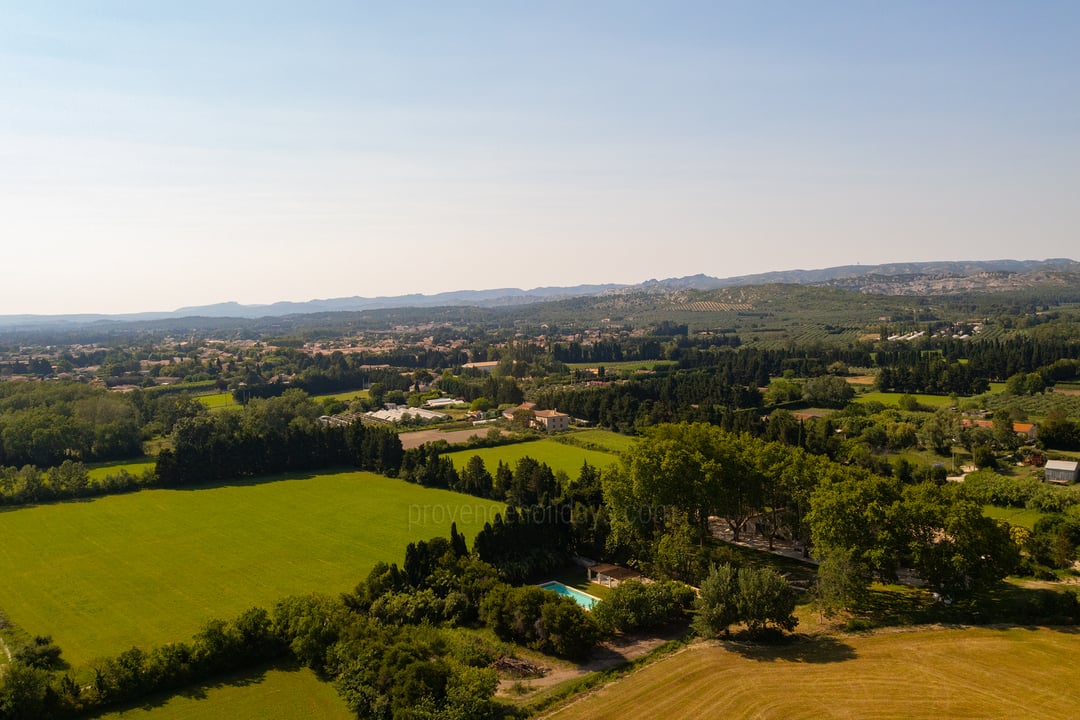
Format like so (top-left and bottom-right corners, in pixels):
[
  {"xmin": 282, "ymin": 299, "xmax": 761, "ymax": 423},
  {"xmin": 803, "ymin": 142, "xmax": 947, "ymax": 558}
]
[{"xmin": 538, "ymin": 580, "xmax": 601, "ymax": 610}]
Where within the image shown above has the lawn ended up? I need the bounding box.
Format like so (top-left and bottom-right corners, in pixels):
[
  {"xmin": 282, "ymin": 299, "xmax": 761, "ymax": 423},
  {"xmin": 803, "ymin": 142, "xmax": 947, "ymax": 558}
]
[
  {"xmin": 443, "ymin": 439, "xmax": 619, "ymax": 478},
  {"xmin": 92, "ymin": 662, "xmax": 351, "ymax": 720},
  {"xmin": 546, "ymin": 627, "xmax": 1080, "ymax": 719},
  {"xmin": 0, "ymin": 471, "xmax": 502, "ymax": 667}
]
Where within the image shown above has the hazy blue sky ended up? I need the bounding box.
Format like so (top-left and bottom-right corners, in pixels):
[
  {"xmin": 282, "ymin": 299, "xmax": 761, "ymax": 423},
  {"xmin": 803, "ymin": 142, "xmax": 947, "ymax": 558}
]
[{"xmin": 2, "ymin": 1, "xmax": 1077, "ymax": 314}]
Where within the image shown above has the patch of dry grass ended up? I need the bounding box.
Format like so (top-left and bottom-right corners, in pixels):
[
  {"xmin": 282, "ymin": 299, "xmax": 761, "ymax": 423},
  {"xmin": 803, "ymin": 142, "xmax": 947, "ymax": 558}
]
[{"xmin": 545, "ymin": 626, "xmax": 1080, "ymax": 719}]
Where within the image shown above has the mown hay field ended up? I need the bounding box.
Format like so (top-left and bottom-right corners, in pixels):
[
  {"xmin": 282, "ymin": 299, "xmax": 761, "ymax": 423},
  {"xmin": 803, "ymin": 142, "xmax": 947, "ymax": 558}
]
[
  {"xmin": 0, "ymin": 471, "xmax": 502, "ymax": 666},
  {"xmin": 546, "ymin": 626, "xmax": 1080, "ymax": 719}
]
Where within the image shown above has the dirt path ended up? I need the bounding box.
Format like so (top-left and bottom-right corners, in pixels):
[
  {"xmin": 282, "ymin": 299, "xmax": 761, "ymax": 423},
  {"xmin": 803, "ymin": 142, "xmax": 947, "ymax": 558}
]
[
  {"xmin": 497, "ymin": 628, "xmax": 684, "ymax": 696},
  {"xmin": 709, "ymin": 517, "xmax": 819, "ymax": 565},
  {"xmin": 0, "ymin": 635, "xmax": 12, "ymax": 680}
]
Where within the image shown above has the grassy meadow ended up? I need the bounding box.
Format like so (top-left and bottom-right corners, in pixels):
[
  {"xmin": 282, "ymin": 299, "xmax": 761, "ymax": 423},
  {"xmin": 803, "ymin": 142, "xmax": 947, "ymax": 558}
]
[
  {"xmin": 312, "ymin": 388, "xmax": 369, "ymax": 403},
  {"xmin": 557, "ymin": 429, "xmax": 637, "ymax": 455},
  {"xmin": 194, "ymin": 392, "xmax": 238, "ymax": 410},
  {"xmin": 546, "ymin": 627, "xmax": 1080, "ymax": 719},
  {"xmin": 444, "ymin": 439, "xmax": 619, "ymax": 477},
  {"xmin": 853, "ymin": 390, "xmax": 957, "ymax": 409},
  {"xmin": 983, "ymin": 504, "xmax": 1046, "ymax": 530},
  {"xmin": 92, "ymin": 662, "xmax": 351, "ymax": 720},
  {"xmin": 0, "ymin": 471, "xmax": 502, "ymax": 667},
  {"xmin": 86, "ymin": 457, "xmax": 157, "ymax": 481},
  {"xmin": 852, "ymin": 381, "xmax": 1009, "ymax": 411}
]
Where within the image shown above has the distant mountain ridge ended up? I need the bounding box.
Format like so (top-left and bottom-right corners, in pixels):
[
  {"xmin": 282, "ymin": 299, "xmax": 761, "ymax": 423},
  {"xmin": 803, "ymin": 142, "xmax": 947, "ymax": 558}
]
[
  {"xmin": 634, "ymin": 258, "xmax": 1080, "ymax": 291},
  {"xmin": 1, "ymin": 258, "xmax": 1076, "ymax": 328}
]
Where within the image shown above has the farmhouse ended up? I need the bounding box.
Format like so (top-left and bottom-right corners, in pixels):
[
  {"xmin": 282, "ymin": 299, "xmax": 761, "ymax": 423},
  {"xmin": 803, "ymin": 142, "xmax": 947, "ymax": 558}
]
[
  {"xmin": 1044, "ymin": 459, "xmax": 1079, "ymax": 485},
  {"xmin": 960, "ymin": 418, "xmax": 1038, "ymax": 440},
  {"xmin": 533, "ymin": 409, "xmax": 570, "ymax": 432},
  {"xmin": 501, "ymin": 403, "xmax": 570, "ymax": 431},
  {"xmin": 501, "ymin": 402, "xmax": 537, "ymax": 421},
  {"xmin": 1012, "ymin": 422, "xmax": 1037, "ymax": 440}
]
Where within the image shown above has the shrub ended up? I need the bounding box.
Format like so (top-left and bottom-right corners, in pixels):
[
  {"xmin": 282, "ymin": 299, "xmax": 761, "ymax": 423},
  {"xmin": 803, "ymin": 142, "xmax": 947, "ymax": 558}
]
[{"xmin": 594, "ymin": 580, "xmax": 695, "ymax": 634}]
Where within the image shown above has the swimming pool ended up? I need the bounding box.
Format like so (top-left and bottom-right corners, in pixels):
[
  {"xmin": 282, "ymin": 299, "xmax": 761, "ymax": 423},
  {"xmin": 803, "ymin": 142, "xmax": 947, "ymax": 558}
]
[{"xmin": 538, "ymin": 580, "xmax": 601, "ymax": 610}]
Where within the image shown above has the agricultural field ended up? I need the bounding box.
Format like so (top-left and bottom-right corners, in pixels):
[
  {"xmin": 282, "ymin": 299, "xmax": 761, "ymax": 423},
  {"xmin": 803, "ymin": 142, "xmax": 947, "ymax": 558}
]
[
  {"xmin": 546, "ymin": 627, "xmax": 1080, "ymax": 719},
  {"xmin": 444, "ymin": 439, "xmax": 619, "ymax": 477},
  {"xmin": 985, "ymin": 391, "xmax": 1080, "ymax": 420},
  {"xmin": 93, "ymin": 663, "xmax": 351, "ymax": 720},
  {"xmin": 0, "ymin": 471, "xmax": 502, "ymax": 666}
]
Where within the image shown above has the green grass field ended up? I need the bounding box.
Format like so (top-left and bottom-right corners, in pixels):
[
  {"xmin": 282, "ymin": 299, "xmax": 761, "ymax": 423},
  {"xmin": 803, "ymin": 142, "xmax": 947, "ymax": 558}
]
[
  {"xmin": 86, "ymin": 457, "xmax": 157, "ymax": 481},
  {"xmin": 194, "ymin": 388, "xmax": 369, "ymax": 411},
  {"xmin": 194, "ymin": 392, "xmax": 238, "ymax": 410},
  {"xmin": 312, "ymin": 388, "xmax": 369, "ymax": 403},
  {"xmin": 0, "ymin": 471, "xmax": 502, "ymax": 667},
  {"xmin": 854, "ymin": 391, "xmax": 957, "ymax": 409},
  {"xmin": 443, "ymin": 439, "xmax": 619, "ymax": 478},
  {"xmin": 546, "ymin": 627, "xmax": 1080, "ymax": 719},
  {"xmin": 92, "ymin": 662, "xmax": 351, "ymax": 720},
  {"xmin": 557, "ymin": 429, "xmax": 637, "ymax": 455},
  {"xmin": 983, "ymin": 504, "xmax": 1046, "ymax": 530}
]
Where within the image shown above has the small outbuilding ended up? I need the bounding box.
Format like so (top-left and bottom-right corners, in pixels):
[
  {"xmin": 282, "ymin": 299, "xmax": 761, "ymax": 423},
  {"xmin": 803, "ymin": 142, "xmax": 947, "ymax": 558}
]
[
  {"xmin": 1044, "ymin": 459, "xmax": 1079, "ymax": 485},
  {"xmin": 587, "ymin": 563, "xmax": 644, "ymax": 588}
]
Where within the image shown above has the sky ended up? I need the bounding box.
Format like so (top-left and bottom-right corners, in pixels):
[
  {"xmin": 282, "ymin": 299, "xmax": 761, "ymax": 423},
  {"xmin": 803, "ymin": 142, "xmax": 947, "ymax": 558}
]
[{"xmin": 1, "ymin": 1, "xmax": 1078, "ymax": 315}]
